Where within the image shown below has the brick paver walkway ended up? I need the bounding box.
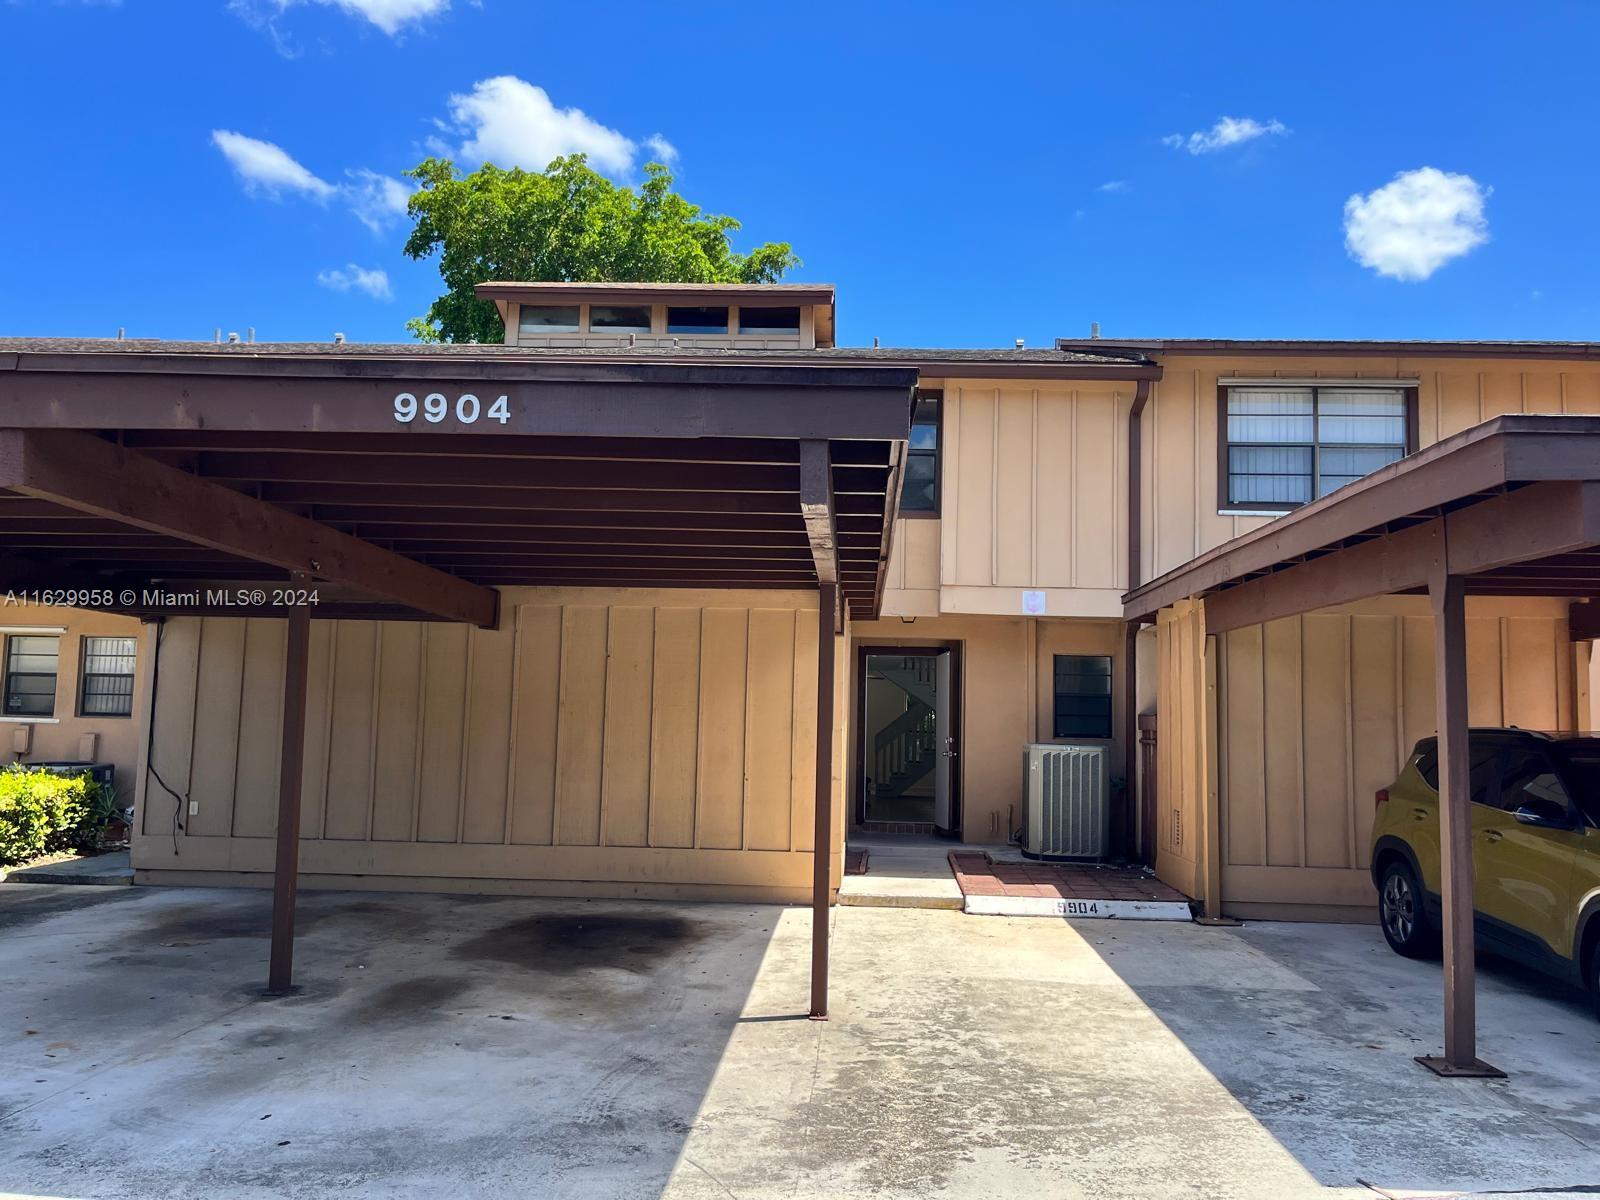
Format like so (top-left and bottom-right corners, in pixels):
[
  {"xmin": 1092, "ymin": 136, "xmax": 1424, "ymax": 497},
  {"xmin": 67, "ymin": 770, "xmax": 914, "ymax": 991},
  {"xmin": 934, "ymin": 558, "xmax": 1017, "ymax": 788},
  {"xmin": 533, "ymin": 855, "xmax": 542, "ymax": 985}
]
[{"xmin": 948, "ymin": 852, "xmax": 1190, "ymax": 903}]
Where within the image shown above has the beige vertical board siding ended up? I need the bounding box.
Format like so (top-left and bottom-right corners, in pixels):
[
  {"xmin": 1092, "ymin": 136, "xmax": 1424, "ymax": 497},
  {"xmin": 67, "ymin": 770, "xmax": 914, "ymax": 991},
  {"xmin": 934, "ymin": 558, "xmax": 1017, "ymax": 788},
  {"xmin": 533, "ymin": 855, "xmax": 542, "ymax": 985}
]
[
  {"xmin": 600, "ymin": 606, "xmax": 654, "ymax": 847},
  {"xmin": 297, "ymin": 621, "xmax": 334, "ymax": 838},
  {"xmin": 1189, "ymin": 596, "xmax": 1575, "ymax": 918},
  {"xmin": 647, "ymin": 607, "xmax": 700, "ymax": 848},
  {"xmin": 1154, "ymin": 601, "xmax": 1205, "ymax": 899},
  {"xmin": 141, "ymin": 618, "xmax": 201, "ymax": 837},
  {"xmin": 790, "ymin": 609, "xmax": 820, "ymax": 853},
  {"xmin": 554, "ymin": 605, "xmax": 607, "ymax": 847},
  {"xmin": 880, "ymin": 518, "xmax": 940, "ymax": 617},
  {"xmin": 744, "ymin": 608, "xmax": 797, "ymax": 851},
  {"xmin": 509, "ymin": 605, "xmax": 561, "ymax": 845},
  {"xmin": 936, "ymin": 381, "xmax": 1130, "ymax": 614},
  {"xmin": 462, "ymin": 620, "xmax": 516, "ymax": 844},
  {"xmin": 231, "ymin": 619, "xmax": 286, "ymax": 839},
  {"xmin": 133, "ymin": 589, "xmax": 829, "ymax": 901},
  {"xmin": 416, "ymin": 623, "xmax": 468, "ymax": 843},
  {"xmin": 696, "ymin": 608, "xmax": 749, "ymax": 850},
  {"xmin": 323, "ymin": 620, "xmax": 377, "ymax": 841},
  {"xmin": 186, "ymin": 617, "xmax": 247, "ymax": 838},
  {"xmin": 371, "ymin": 623, "xmax": 423, "ymax": 842},
  {"xmin": 1147, "ymin": 357, "xmax": 1600, "ymax": 573}
]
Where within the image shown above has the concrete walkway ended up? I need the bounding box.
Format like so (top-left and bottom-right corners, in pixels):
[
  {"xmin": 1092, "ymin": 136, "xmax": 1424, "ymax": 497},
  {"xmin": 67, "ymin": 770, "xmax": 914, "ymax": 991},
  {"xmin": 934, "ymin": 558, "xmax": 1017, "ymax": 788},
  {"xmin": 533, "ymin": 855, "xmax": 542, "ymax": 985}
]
[
  {"xmin": 3, "ymin": 884, "xmax": 1599, "ymax": 1198},
  {"xmin": 2, "ymin": 848, "xmax": 132, "ymax": 885},
  {"xmin": 837, "ymin": 833, "xmax": 964, "ymax": 908}
]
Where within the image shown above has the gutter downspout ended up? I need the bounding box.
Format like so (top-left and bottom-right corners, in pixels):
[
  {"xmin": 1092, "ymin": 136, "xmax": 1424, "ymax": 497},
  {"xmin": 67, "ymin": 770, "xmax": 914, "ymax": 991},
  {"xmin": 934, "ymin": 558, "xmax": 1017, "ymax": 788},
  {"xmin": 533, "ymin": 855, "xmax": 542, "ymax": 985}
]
[{"xmin": 1122, "ymin": 378, "xmax": 1152, "ymax": 861}]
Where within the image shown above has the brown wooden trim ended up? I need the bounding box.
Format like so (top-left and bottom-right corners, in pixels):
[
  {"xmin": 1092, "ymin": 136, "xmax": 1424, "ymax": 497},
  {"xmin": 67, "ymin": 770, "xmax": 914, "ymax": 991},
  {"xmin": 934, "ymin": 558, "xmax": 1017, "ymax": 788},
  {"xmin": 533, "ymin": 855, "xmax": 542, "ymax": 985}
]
[
  {"xmin": 1405, "ymin": 385, "xmax": 1421, "ymax": 455},
  {"xmin": 1201, "ymin": 481, "xmax": 1600, "ymax": 634},
  {"xmin": 799, "ymin": 440, "xmax": 838, "ymax": 587},
  {"xmin": 266, "ymin": 591, "xmax": 311, "ymax": 996},
  {"xmin": 1127, "ymin": 379, "xmax": 1151, "ymax": 590},
  {"xmin": 810, "ymin": 582, "xmax": 838, "ymax": 1021},
  {"xmin": 1126, "ymin": 416, "xmax": 1600, "ymax": 619},
  {"xmin": 1058, "ymin": 337, "xmax": 1600, "ymax": 361},
  {"xmin": 0, "ymin": 430, "xmax": 499, "ymax": 628}
]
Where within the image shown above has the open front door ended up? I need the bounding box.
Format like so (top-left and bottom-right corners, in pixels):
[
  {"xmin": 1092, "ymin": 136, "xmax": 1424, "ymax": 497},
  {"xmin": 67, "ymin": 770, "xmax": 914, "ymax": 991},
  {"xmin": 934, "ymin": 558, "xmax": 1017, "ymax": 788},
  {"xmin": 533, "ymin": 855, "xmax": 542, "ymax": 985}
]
[{"xmin": 934, "ymin": 649, "xmax": 955, "ymax": 836}]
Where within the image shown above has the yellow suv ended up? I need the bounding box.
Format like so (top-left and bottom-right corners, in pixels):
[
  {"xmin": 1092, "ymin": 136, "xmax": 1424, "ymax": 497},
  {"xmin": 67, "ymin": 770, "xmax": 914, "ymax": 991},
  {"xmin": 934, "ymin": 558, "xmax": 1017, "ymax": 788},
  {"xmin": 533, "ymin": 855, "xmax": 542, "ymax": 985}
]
[{"xmin": 1371, "ymin": 728, "xmax": 1600, "ymax": 1016}]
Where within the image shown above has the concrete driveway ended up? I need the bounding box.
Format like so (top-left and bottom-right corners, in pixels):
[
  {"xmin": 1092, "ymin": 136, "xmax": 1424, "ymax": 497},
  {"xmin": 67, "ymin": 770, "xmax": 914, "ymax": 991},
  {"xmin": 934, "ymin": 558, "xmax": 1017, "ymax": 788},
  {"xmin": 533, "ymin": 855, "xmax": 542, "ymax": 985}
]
[{"xmin": 2, "ymin": 884, "xmax": 1598, "ymax": 1200}]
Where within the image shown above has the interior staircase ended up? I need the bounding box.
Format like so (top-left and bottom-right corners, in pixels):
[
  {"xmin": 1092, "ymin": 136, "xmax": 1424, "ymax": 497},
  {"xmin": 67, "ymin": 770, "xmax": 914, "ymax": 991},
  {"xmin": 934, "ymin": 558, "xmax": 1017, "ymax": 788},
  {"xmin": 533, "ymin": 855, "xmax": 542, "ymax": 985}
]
[{"xmin": 870, "ymin": 656, "xmax": 938, "ymax": 800}]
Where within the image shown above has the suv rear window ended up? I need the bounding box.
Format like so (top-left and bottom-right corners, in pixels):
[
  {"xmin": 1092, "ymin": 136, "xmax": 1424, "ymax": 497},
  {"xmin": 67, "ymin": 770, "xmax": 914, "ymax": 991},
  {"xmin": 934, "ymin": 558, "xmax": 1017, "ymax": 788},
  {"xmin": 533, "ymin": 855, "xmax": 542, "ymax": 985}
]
[{"xmin": 1408, "ymin": 736, "xmax": 1510, "ymax": 806}]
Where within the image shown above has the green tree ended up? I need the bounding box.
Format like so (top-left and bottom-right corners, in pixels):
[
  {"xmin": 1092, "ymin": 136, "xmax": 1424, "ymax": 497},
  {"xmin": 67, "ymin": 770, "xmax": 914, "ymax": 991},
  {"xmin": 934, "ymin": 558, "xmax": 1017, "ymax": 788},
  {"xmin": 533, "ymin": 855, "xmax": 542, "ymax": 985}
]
[{"xmin": 402, "ymin": 155, "xmax": 800, "ymax": 343}]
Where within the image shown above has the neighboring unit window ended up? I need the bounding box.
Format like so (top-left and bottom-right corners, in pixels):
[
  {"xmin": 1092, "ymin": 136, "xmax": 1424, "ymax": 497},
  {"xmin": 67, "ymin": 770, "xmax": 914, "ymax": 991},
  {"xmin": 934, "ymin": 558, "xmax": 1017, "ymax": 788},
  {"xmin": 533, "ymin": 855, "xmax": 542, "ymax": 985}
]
[
  {"xmin": 738, "ymin": 306, "xmax": 800, "ymax": 335},
  {"xmin": 1052, "ymin": 655, "xmax": 1113, "ymax": 739},
  {"xmin": 518, "ymin": 305, "xmax": 581, "ymax": 335},
  {"xmin": 590, "ymin": 305, "xmax": 652, "ymax": 333},
  {"xmin": 900, "ymin": 392, "xmax": 940, "ymax": 513},
  {"xmin": 80, "ymin": 636, "xmax": 137, "ymax": 717},
  {"xmin": 1224, "ymin": 386, "xmax": 1408, "ymax": 509},
  {"xmin": 666, "ymin": 306, "xmax": 729, "ymax": 334},
  {"xmin": 4, "ymin": 634, "xmax": 60, "ymax": 717}
]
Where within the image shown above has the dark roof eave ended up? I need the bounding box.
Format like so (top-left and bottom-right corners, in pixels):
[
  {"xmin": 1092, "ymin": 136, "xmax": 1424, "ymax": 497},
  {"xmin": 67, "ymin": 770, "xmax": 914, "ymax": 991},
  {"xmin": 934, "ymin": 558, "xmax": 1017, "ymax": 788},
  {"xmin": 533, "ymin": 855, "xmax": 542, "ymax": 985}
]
[{"xmin": 1057, "ymin": 337, "xmax": 1600, "ymax": 362}]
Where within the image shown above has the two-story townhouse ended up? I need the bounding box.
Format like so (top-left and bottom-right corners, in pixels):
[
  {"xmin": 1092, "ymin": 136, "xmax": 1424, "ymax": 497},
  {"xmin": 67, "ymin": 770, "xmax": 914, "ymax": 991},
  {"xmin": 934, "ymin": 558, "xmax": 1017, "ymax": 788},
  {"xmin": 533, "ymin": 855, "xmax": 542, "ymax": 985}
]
[{"xmin": 6, "ymin": 281, "xmax": 1600, "ymax": 1009}]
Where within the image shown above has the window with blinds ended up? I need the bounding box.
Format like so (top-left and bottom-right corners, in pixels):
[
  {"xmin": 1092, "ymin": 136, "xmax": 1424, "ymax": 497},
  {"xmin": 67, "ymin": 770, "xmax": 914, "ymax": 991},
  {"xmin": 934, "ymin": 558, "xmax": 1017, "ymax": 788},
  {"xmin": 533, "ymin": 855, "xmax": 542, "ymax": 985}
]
[
  {"xmin": 1224, "ymin": 386, "xmax": 1409, "ymax": 509},
  {"xmin": 4, "ymin": 634, "xmax": 59, "ymax": 717},
  {"xmin": 79, "ymin": 635, "xmax": 136, "ymax": 717}
]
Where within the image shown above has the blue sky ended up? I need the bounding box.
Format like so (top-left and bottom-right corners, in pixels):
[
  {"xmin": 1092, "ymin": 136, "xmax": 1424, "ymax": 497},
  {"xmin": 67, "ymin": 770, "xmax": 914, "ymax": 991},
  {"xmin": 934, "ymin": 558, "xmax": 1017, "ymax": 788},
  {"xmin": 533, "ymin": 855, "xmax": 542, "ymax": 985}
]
[{"xmin": 3, "ymin": 1, "xmax": 1597, "ymax": 348}]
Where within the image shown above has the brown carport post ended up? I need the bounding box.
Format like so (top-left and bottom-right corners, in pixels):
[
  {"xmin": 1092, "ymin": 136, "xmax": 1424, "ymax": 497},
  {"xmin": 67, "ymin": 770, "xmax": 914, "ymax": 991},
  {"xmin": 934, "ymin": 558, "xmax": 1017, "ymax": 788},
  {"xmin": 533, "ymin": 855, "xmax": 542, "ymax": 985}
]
[
  {"xmin": 801, "ymin": 440, "xmax": 840, "ymax": 1020},
  {"xmin": 266, "ymin": 585, "xmax": 312, "ymax": 996},
  {"xmin": 1417, "ymin": 561, "xmax": 1502, "ymax": 1077}
]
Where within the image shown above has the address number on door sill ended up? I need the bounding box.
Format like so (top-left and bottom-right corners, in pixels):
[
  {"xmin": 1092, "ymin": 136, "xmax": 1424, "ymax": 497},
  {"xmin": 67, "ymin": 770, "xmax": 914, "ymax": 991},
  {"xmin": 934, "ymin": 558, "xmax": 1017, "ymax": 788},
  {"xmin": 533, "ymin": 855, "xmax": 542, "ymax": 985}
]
[{"xmin": 1055, "ymin": 900, "xmax": 1102, "ymax": 917}]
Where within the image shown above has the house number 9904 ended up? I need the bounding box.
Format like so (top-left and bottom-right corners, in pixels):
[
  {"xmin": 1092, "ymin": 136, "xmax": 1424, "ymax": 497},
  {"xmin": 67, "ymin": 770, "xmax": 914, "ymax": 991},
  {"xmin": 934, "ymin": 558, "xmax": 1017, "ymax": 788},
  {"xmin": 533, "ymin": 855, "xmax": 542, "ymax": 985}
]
[{"xmin": 393, "ymin": 392, "xmax": 511, "ymax": 425}]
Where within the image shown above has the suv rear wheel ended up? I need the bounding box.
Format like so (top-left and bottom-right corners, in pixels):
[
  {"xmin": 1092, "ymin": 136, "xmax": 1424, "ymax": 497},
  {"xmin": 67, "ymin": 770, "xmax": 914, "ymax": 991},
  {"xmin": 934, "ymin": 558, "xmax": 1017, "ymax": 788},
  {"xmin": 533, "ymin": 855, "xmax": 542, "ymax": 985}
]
[{"xmin": 1379, "ymin": 859, "xmax": 1440, "ymax": 959}]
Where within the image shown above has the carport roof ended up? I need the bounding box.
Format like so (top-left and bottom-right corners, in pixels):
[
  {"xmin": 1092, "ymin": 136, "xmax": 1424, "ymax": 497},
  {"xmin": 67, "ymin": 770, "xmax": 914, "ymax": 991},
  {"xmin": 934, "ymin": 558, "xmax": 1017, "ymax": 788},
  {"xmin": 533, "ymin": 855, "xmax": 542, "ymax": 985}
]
[
  {"xmin": 0, "ymin": 339, "xmax": 917, "ymax": 622},
  {"xmin": 1123, "ymin": 414, "xmax": 1600, "ymax": 632}
]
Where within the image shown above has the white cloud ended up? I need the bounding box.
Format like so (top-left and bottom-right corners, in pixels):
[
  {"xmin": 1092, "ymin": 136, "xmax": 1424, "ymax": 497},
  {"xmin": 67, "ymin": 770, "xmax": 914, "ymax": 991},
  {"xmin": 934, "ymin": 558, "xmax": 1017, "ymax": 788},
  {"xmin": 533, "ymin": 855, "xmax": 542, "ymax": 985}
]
[
  {"xmin": 316, "ymin": 264, "xmax": 393, "ymax": 300},
  {"xmin": 442, "ymin": 76, "xmax": 649, "ymax": 176},
  {"xmin": 230, "ymin": 0, "xmax": 447, "ymax": 42},
  {"xmin": 211, "ymin": 130, "xmax": 334, "ymax": 200},
  {"xmin": 344, "ymin": 167, "xmax": 412, "ymax": 232},
  {"xmin": 1096, "ymin": 180, "xmax": 1128, "ymax": 193},
  {"xmin": 642, "ymin": 134, "xmax": 679, "ymax": 164},
  {"xmin": 1163, "ymin": 116, "xmax": 1287, "ymax": 155},
  {"xmin": 313, "ymin": 0, "xmax": 447, "ymax": 34},
  {"xmin": 1342, "ymin": 167, "xmax": 1490, "ymax": 282}
]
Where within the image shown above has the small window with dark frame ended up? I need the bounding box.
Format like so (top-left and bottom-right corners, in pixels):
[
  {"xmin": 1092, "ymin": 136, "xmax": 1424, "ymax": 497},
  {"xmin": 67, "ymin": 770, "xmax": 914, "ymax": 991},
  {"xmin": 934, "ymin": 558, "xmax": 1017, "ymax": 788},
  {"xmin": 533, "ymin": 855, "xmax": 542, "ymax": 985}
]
[
  {"xmin": 518, "ymin": 305, "xmax": 581, "ymax": 334},
  {"xmin": 4, "ymin": 634, "xmax": 60, "ymax": 717},
  {"xmin": 1052, "ymin": 655, "xmax": 1113, "ymax": 740},
  {"xmin": 79, "ymin": 635, "xmax": 136, "ymax": 717},
  {"xmin": 1224, "ymin": 386, "xmax": 1408, "ymax": 509},
  {"xmin": 737, "ymin": 306, "xmax": 800, "ymax": 336},
  {"xmin": 666, "ymin": 306, "xmax": 729, "ymax": 335},
  {"xmin": 589, "ymin": 305, "xmax": 652, "ymax": 333},
  {"xmin": 900, "ymin": 392, "xmax": 940, "ymax": 513}
]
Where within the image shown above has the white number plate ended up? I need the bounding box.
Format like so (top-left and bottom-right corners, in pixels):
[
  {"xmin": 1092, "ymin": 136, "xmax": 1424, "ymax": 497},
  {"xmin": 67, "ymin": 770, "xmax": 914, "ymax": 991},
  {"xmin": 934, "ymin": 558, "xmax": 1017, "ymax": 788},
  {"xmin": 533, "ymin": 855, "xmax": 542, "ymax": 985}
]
[{"xmin": 393, "ymin": 391, "xmax": 511, "ymax": 426}]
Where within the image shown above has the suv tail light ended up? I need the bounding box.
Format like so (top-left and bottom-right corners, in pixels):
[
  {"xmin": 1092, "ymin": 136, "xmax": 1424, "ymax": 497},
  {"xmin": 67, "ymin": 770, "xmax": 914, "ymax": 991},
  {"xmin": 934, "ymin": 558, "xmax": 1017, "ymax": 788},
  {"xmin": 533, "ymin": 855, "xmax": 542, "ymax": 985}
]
[{"xmin": 1374, "ymin": 788, "xmax": 1389, "ymax": 810}]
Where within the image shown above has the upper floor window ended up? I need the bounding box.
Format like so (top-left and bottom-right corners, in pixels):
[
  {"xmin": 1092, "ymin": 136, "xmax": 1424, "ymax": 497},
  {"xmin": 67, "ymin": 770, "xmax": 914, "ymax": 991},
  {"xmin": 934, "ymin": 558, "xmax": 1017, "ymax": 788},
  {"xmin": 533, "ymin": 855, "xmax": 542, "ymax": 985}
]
[
  {"xmin": 79, "ymin": 636, "xmax": 137, "ymax": 717},
  {"xmin": 4, "ymin": 634, "xmax": 59, "ymax": 717},
  {"xmin": 590, "ymin": 305, "xmax": 652, "ymax": 333},
  {"xmin": 738, "ymin": 306, "xmax": 800, "ymax": 336},
  {"xmin": 667, "ymin": 306, "xmax": 728, "ymax": 335},
  {"xmin": 900, "ymin": 392, "xmax": 940, "ymax": 515},
  {"xmin": 1223, "ymin": 386, "xmax": 1410, "ymax": 510},
  {"xmin": 518, "ymin": 305, "xmax": 580, "ymax": 335}
]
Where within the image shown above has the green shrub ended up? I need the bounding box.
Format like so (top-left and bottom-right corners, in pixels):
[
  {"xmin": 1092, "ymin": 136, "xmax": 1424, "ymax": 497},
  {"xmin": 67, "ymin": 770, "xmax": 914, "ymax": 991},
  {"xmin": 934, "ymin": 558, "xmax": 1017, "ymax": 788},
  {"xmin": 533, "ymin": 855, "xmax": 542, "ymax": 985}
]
[{"xmin": 0, "ymin": 765, "xmax": 106, "ymax": 866}]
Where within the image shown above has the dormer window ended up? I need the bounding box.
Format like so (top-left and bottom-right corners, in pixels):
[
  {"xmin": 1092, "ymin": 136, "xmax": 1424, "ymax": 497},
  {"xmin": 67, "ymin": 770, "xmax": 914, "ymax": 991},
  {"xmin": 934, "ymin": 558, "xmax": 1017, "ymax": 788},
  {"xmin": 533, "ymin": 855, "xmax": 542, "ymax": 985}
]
[
  {"xmin": 590, "ymin": 305, "xmax": 652, "ymax": 333},
  {"xmin": 667, "ymin": 306, "xmax": 729, "ymax": 335},
  {"xmin": 738, "ymin": 306, "xmax": 800, "ymax": 336},
  {"xmin": 519, "ymin": 305, "xmax": 580, "ymax": 335}
]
